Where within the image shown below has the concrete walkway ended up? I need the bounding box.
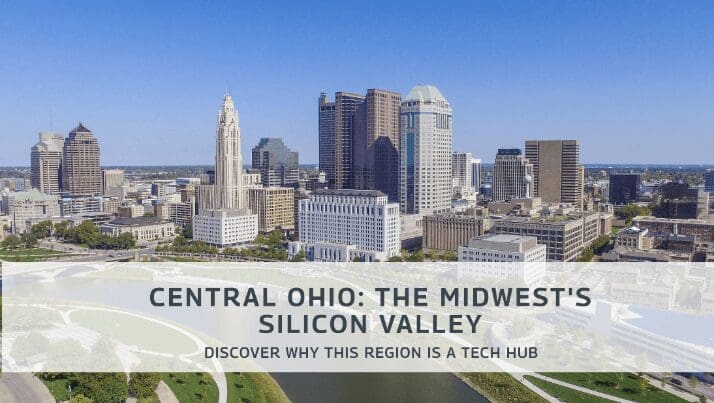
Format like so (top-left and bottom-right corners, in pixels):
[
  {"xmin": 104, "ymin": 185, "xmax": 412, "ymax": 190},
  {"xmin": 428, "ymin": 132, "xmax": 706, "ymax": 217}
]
[
  {"xmin": 526, "ymin": 373, "xmax": 636, "ymax": 403},
  {"xmin": 155, "ymin": 380, "xmax": 180, "ymax": 403},
  {"xmin": 0, "ymin": 373, "xmax": 54, "ymax": 403}
]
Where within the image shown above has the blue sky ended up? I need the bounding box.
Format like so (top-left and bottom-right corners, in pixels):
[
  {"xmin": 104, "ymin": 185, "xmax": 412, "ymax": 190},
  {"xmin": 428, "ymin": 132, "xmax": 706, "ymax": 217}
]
[{"xmin": 1, "ymin": 1, "xmax": 712, "ymax": 166}]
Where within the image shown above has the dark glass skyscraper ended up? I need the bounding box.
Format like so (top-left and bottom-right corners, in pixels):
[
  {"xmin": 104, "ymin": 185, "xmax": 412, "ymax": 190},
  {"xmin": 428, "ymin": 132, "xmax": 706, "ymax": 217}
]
[
  {"xmin": 251, "ymin": 137, "xmax": 299, "ymax": 187},
  {"xmin": 608, "ymin": 173, "xmax": 640, "ymax": 205},
  {"xmin": 318, "ymin": 93, "xmax": 336, "ymax": 187}
]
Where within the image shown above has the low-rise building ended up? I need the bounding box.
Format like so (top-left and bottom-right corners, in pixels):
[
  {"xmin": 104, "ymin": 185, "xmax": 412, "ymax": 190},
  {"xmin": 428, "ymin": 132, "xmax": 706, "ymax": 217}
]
[
  {"xmin": 458, "ymin": 234, "xmax": 546, "ymax": 262},
  {"xmin": 192, "ymin": 209, "xmax": 258, "ymax": 247},
  {"xmin": 614, "ymin": 226, "xmax": 653, "ymax": 250},
  {"xmin": 2, "ymin": 189, "xmax": 60, "ymax": 233},
  {"xmin": 492, "ymin": 212, "xmax": 600, "ymax": 261},
  {"xmin": 100, "ymin": 217, "xmax": 175, "ymax": 245},
  {"xmin": 422, "ymin": 209, "xmax": 490, "ymax": 252},
  {"xmin": 632, "ymin": 216, "xmax": 714, "ymax": 242}
]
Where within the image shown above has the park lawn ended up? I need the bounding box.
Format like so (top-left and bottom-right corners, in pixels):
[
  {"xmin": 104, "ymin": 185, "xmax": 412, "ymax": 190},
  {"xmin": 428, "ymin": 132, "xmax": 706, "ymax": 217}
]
[
  {"xmin": 161, "ymin": 373, "xmax": 218, "ymax": 403},
  {"xmin": 525, "ymin": 375, "xmax": 614, "ymax": 403},
  {"xmin": 40, "ymin": 376, "xmax": 71, "ymax": 401},
  {"xmin": 137, "ymin": 393, "xmax": 161, "ymax": 403},
  {"xmin": 544, "ymin": 373, "xmax": 688, "ymax": 403},
  {"xmin": 461, "ymin": 372, "xmax": 548, "ymax": 403},
  {"xmin": 0, "ymin": 247, "xmax": 65, "ymax": 261},
  {"xmin": 226, "ymin": 372, "xmax": 290, "ymax": 403}
]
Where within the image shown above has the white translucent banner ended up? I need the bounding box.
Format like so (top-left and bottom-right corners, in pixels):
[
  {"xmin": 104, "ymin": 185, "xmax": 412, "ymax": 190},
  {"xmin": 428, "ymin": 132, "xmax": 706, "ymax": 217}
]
[{"xmin": 2, "ymin": 262, "xmax": 713, "ymax": 373}]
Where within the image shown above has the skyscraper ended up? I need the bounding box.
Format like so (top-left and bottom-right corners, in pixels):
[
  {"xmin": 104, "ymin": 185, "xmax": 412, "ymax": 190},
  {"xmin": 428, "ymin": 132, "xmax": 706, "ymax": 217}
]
[
  {"xmin": 471, "ymin": 158, "xmax": 482, "ymax": 194},
  {"xmin": 318, "ymin": 93, "xmax": 336, "ymax": 187},
  {"xmin": 31, "ymin": 132, "xmax": 65, "ymax": 194},
  {"xmin": 524, "ymin": 139, "xmax": 583, "ymax": 205},
  {"xmin": 492, "ymin": 148, "xmax": 533, "ymax": 201},
  {"xmin": 352, "ymin": 89, "xmax": 401, "ymax": 201},
  {"xmin": 400, "ymin": 85, "xmax": 452, "ymax": 214},
  {"xmin": 61, "ymin": 123, "xmax": 101, "ymax": 196},
  {"xmin": 199, "ymin": 94, "xmax": 244, "ymax": 211},
  {"xmin": 194, "ymin": 92, "xmax": 258, "ymax": 246},
  {"xmin": 251, "ymin": 138, "xmax": 299, "ymax": 187},
  {"xmin": 334, "ymin": 92, "xmax": 366, "ymax": 189},
  {"xmin": 452, "ymin": 152, "xmax": 473, "ymax": 197}
]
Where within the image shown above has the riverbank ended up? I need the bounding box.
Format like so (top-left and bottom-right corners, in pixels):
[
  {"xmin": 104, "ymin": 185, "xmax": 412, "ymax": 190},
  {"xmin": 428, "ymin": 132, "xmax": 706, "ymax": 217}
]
[{"xmin": 457, "ymin": 372, "xmax": 548, "ymax": 403}]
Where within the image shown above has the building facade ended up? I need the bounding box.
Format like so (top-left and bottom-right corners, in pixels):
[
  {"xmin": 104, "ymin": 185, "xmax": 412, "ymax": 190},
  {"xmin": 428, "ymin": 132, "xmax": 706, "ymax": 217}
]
[
  {"xmin": 705, "ymin": 170, "xmax": 714, "ymax": 195},
  {"xmin": 352, "ymin": 89, "xmax": 401, "ymax": 201},
  {"xmin": 292, "ymin": 189, "xmax": 400, "ymax": 261},
  {"xmin": 2, "ymin": 189, "xmax": 60, "ymax": 233},
  {"xmin": 248, "ymin": 187, "xmax": 295, "ymax": 232},
  {"xmin": 251, "ymin": 138, "xmax": 299, "ymax": 187},
  {"xmin": 609, "ymin": 173, "xmax": 640, "ymax": 205},
  {"xmin": 422, "ymin": 211, "xmax": 489, "ymax": 252},
  {"xmin": 30, "ymin": 132, "xmax": 65, "ymax": 194},
  {"xmin": 61, "ymin": 123, "xmax": 102, "ymax": 196},
  {"xmin": 194, "ymin": 93, "xmax": 259, "ymax": 246},
  {"xmin": 632, "ymin": 216, "xmax": 714, "ymax": 242},
  {"xmin": 492, "ymin": 213, "xmax": 600, "ymax": 261},
  {"xmin": 471, "ymin": 158, "xmax": 482, "ymax": 195},
  {"xmin": 100, "ymin": 217, "xmax": 175, "ymax": 245},
  {"xmin": 458, "ymin": 234, "xmax": 546, "ymax": 263},
  {"xmin": 102, "ymin": 169, "xmax": 125, "ymax": 195},
  {"xmin": 318, "ymin": 93, "xmax": 336, "ymax": 188},
  {"xmin": 400, "ymin": 85, "xmax": 452, "ymax": 215},
  {"xmin": 192, "ymin": 209, "xmax": 258, "ymax": 247},
  {"xmin": 525, "ymin": 140, "xmax": 583, "ymax": 205},
  {"xmin": 492, "ymin": 148, "xmax": 534, "ymax": 201},
  {"xmin": 452, "ymin": 152, "xmax": 474, "ymax": 198}
]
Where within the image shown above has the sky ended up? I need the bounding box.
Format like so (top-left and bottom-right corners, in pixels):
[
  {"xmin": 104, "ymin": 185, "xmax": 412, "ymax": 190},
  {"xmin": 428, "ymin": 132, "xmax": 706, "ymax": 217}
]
[{"xmin": 1, "ymin": 1, "xmax": 713, "ymax": 166}]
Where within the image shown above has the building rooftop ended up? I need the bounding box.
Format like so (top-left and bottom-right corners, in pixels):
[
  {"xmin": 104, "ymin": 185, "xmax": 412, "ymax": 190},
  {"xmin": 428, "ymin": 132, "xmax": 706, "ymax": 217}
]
[
  {"xmin": 106, "ymin": 217, "xmax": 168, "ymax": 226},
  {"xmin": 69, "ymin": 122, "xmax": 92, "ymax": 134},
  {"xmin": 404, "ymin": 85, "xmax": 446, "ymax": 102},
  {"xmin": 312, "ymin": 189, "xmax": 387, "ymax": 198}
]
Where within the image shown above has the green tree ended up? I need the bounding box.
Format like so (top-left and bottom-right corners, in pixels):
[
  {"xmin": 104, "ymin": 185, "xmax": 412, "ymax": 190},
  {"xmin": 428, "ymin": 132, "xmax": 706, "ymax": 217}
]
[
  {"xmin": 1, "ymin": 234, "xmax": 21, "ymax": 249},
  {"xmin": 70, "ymin": 394, "xmax": 93, "ymax": 403},
  {"xmin": 31, "ymin": 220, "xmax": 53, "ymax": 238},
  {"xmin": 291, "ymin": 250, "xmax": 307, "ymax": 262},
  {"xmin": 181, "ymin": 222, "xmax": 193, "ymax": 238},
  {"xmin": 53, "ymin": 221, "xmax": 69, "ymax": 238},
  {"xmin": 128, "ymin": 373, "xmax": 161, "ymax": 399},
  {"xmin": 73, "ymin": 373, "xmax": 129, "ymax": 403},
  {"xmin": 21, "ymin": 232, "xmax": 38, "ymax": 248}
]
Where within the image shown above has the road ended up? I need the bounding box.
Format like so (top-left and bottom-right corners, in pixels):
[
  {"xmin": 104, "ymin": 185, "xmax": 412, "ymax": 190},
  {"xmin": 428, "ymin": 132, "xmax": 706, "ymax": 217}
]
[
  {"xmin": 0, "ymin": 373, "xmax": 54, "ymax": 403},
  {"xmin": 39, "ymin": 239, "xmax": 157, "ymax": 262}
]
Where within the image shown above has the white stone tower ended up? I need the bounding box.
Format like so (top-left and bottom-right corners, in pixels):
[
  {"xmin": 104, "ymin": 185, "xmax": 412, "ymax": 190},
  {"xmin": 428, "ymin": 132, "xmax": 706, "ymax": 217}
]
[{"xmin": 213, "ymin": 92, "xmax": 243, "ymax": 209}]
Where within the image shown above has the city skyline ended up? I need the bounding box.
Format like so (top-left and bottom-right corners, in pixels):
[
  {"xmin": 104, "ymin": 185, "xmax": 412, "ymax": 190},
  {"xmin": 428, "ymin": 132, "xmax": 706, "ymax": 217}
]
[{"xmin": 2, "ymin": 2, "xmax": 713, "ymax": 166}]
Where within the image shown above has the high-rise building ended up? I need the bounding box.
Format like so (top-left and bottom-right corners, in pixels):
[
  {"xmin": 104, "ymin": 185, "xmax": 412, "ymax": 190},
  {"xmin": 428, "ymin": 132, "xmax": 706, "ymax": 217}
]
[
  {"xmin": 334, "ymin": 92, "xmax": 366, "ymax": 189},
  {"xmin": 102, "ymin": 169, "xmax": 125, "ymax": 195},
  {"xmin": 452, "ymin": 152, "xmax": 473, "ymax": 198},
  {"xmin": 289, "ymin": 189, "xmax": 400, "ymax": 262},
  {"xmin": 609, "ymin": 173, "xmax": 640, "ymax": 205},
  {"xmin": 251, "ymin": 138, "xmax": 299, "ymax": 187},
  {"xmin": 492, "ymin": 148, "xmax": 533, "ymax": 201},
  {"xmin": 61, "ymin": 123, "xmax": 101, "ymax": 196},
  {"xmin": 352, "ymin": 89, "xmax": 401, "ymax": 201},
  {"xmin": 318, "ymin": 93, "xmax": 336, "ymax": 188},
  {"xmin": 31, "ymin": 132, "xmax": 65, "ymax": 194},
  {"xmin": 193, "ymin": 93, "xmax": 258, "ymax": 246},
  {"xmin": 705, "ymin": 170, "xmax": 714, "ymax": 195},
  {"xmin": 400, "ymin": 85, "xmax": 452, "ymax": 214},
  {"xmin": 471, "ymin": 158, "xmax": 482, "ymax": 194},
  {"xmin": 525, "ymin": 140, "xmax": 582, "ymax": 205},
  {"xmin": 248, "ymin": 187, "xmax": 295, "ymax": 232}
]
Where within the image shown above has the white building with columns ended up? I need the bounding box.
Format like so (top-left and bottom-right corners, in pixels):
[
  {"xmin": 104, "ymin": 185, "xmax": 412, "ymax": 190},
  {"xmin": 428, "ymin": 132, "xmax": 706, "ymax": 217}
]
[
  {"xmin": 400, "ymin": 85, "xmax": 452, "ymax": 215},
  {"xmin": 288, "ymin": 189, "xmax": 400, "ymax": 262}
]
